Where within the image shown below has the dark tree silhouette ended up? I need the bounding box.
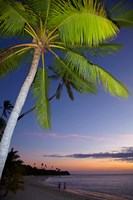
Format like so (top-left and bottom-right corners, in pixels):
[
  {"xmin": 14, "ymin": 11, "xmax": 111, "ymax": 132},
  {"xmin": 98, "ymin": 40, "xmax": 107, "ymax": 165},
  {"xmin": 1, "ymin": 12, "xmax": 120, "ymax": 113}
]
[
  {"xmin": 0, "ymin": 101, "xmax": 13, "ymax": 142},
  {"xmin": 0, "ymin": 148, "xmax": 24, "ymax": 198},
  {"xmin": 0, "ymin": 100, "xmax": 13, "ymax": 119}
]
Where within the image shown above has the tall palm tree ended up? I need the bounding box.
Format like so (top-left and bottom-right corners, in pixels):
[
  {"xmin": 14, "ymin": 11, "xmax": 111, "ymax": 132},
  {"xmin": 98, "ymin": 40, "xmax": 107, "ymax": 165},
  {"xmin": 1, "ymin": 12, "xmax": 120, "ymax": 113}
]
[{"xmin": 0, "ymin": 0, "xmax": 132, "ymax": 179}]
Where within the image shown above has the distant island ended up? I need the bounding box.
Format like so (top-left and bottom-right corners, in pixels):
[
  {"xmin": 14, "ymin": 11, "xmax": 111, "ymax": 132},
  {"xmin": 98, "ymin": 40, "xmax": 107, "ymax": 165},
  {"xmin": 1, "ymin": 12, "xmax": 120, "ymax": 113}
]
[{"xmin": 22, "ymin": 164, "xmax": 70, "ymax": 176}]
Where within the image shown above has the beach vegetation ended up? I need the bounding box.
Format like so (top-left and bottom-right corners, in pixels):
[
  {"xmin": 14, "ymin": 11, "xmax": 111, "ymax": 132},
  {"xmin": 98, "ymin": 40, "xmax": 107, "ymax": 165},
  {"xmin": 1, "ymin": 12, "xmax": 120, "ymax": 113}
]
[
  {"xmin": 0, "ymin": 0, "xmax": 133, "ymax": 179},
  {"xmin": 23, "ymin": 164, "xmax": 70, "ymax": 176},
  {"xmin": 0, "ymin": 148, "xmax": 24, "ymax": 198},
  {"xmin": 0, "ymin": 147, "xmax": 69, "ymax": 198}
]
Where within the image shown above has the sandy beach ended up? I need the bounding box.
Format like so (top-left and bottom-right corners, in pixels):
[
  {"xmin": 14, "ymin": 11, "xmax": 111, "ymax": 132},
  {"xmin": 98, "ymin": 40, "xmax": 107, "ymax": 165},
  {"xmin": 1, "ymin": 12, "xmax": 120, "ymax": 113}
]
[
  {"xmin": 3, "ymin": 176, "xmax": 127, "ymax": 200},
  {"xmin": 3, "ymin": 176, "xmax": 97, "ymax": 200}
]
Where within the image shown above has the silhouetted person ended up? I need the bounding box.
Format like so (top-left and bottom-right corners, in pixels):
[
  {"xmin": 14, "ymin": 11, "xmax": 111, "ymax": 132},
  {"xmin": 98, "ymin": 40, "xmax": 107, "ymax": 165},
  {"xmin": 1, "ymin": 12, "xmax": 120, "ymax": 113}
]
[{"xmin": 58, "ymin": 182, "xmax": 61, "ymax": 191}]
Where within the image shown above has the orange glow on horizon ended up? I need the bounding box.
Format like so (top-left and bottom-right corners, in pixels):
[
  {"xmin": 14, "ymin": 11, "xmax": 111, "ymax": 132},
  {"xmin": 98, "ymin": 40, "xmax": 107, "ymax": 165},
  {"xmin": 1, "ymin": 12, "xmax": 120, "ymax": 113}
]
[{"xmin": 23, "ymin": 157, "xmax": 133, "ymax": 174}]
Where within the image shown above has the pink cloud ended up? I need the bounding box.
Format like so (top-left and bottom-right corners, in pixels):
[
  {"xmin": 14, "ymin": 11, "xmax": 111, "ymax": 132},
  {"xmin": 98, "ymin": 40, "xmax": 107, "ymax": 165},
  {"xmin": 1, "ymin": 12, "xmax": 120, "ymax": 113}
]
[
  {"xmin": 31, "ymin": 132, "xmax": 106, "ymax": 141},
  {"xmin": 120, "ymin": 134, "xmax": 133, "ymax": 140}
]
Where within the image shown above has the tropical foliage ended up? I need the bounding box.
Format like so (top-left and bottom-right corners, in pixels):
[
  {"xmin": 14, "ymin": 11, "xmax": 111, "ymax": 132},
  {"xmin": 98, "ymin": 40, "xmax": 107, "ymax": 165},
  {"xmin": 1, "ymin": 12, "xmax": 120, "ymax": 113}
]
[
  {"xmin": 0, "ymin": 148, "xmax": 24, "ymax": 198},
  {"xmin": 0, "ymin": 100, "xmax": 13, "ymax": 119},
  {"xmin": 0, "ymin": 100, "xmax": 13, "ymax": 141},
  {"xmin": 23, "ymin": 164, "xmax": 70, "ymax": 176},
  {"xmin": 0, "ymin": 0, "xmax": 133, "ymax": 179}
]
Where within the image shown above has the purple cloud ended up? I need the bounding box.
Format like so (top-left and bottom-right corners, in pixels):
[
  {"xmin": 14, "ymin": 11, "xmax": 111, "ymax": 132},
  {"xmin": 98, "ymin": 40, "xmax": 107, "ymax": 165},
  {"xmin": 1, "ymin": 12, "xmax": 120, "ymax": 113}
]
[{"xmin": 43, "ymin": 147, "xmax": 133, "ymax": 162}]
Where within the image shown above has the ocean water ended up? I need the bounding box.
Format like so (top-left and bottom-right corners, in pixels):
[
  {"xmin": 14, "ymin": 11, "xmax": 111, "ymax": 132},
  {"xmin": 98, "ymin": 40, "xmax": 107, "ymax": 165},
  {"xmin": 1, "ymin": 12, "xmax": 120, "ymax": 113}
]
[{"xmin": 44, "ymin": 174, "xmax": 133, "ymax": 200}]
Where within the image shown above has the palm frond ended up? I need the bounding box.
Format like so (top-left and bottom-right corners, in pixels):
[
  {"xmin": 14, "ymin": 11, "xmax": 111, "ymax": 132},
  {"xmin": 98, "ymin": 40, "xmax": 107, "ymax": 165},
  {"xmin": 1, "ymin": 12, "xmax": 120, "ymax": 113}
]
[
  {"xmin": 32, "ymin": 68, "xmax": 50, "ymax": 128},
  {"xmin": 106, "ymin": 0, "xmax": 133, "ymax": 27},
  {"xmin": 90, "ymin": 43, "xmax": 122, "ymax": 56},
  {"xmin": 0, "ymin": 0, "xmax": 37, "ymax": 36},
  {"xmin": 0, "ymin": 47, "xmax": 32, "ymax": 77},
  {"xmin": 68, "ymin": 43, "xmax": 122, "ymax": 57},
  {"xmin": 89, "ymin": 64, "xmax": 129, "ymax": 97},
  {"xmin": 50, "ymin": 63, "xmax": 96, "ymax": 98},
  {"xmin": 51, "ymin": 53, "xmax": 96, "ymax": 94},
  {"xmin": 55, "ymin": 83, "xmax": 64, "ymax": 100},
  {"xmin": 22, "ymin": 0, "xmax": 53, "ymax": 25},
  {"xmin": 64, "ymin": 50, "xmax": 129, "ymax": 98},
  {"xmin": 49, "ymin": 0, "xmax": 119, "ymax": 46},
  {"xmin": 65, "ymin": 82, "xmax": 74, "ymax": 100},
  {"xmin": 1, "ymin": 100, "xmax": 13, "ymax": 119},
  {"xmin": 70, "ymin": 77, "xmax": 96, "ymax": 94}
]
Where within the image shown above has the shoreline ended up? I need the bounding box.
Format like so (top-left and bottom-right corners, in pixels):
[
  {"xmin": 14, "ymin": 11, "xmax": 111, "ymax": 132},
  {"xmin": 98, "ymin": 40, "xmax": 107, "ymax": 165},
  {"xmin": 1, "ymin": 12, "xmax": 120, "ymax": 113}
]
[{"xmin": 4, "ymin": 176, "xmax": 126, "ymax": 200}]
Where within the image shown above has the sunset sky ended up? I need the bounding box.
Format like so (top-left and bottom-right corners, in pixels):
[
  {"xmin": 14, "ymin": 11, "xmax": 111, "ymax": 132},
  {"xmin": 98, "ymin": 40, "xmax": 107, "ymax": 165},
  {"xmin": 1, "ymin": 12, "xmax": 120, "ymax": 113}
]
[{"xmin": 1, "ymin": 25, "xmax": 133, "ymax": 173}]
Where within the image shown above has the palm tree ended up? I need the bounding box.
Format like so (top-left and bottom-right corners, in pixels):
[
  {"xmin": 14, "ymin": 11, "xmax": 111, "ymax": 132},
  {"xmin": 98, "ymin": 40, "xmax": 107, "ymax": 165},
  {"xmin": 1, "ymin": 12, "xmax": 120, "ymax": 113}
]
[
  {"xmin": 0, "ymin": 148, "xmax": 24, "ymax": 198},
  {"xmin": 0, "ymin": 0, "xmax": 132, "ymax": 179},
  {"xmin": 0, "ymin": 100, "xmax": 13, "ymax": 141},
  {"xmin": 0, "ymin": 118, "xmax": 6, "ymax": 142},
  {"xmin": 45, "ymin": 164, "xmax": 47, "ymax": 170},
  {"xmin": 0, "ymin": 100, "xmax": 14, "ymax": 119}
]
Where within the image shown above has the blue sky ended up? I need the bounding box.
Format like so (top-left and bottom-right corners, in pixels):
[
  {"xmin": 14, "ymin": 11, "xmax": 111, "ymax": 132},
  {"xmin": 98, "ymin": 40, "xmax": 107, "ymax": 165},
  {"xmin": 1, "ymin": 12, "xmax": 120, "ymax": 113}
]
[{"xmin": 0, "ymin": 26, "xmax": 133, "ymax": 173}]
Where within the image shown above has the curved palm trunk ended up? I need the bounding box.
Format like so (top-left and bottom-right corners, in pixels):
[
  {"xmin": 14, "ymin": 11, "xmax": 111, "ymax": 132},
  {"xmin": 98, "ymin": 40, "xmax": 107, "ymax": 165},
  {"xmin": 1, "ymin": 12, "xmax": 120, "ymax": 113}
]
[{"xmin": 0, "ymin": 48, "xmax": 41, "ymax": 179}]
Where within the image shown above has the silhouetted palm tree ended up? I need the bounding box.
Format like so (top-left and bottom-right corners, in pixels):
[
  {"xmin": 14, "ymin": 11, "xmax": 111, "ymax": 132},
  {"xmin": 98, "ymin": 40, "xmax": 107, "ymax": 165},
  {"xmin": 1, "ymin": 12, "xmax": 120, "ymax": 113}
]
[
  {"xmin": 0, "ymin": 148, "xmax": 24, "ymax": 198},
  {"xmin": 0, "ymin": 100, "xmax": 13, "ymax": 119},
  {"xmin": 0, "ymin": 118, "xmax": 6, "ymax": 142},
  {"xmin": 0, "ymin": 101, "xmax": 13, "ymax": 142},
  {"xmin": 45, "ymin": 164, "xmax": 47, "ymax": 170}
]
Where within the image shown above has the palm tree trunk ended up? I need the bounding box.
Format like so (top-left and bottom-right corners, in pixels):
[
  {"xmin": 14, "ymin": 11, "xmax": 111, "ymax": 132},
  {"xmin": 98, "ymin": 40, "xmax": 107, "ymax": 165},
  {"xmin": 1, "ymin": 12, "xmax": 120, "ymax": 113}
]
[{"xmin": 0, "ymin": 48, "xmax": 41, "ymax": 179}]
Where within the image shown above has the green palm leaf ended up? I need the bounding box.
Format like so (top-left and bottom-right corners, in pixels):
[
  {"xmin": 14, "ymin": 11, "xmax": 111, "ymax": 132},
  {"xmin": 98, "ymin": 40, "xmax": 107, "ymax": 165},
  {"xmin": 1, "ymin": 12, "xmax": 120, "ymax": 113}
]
[
  {"xmin": 64, "ymin": 50, "xmax": 129, "ymax": 98},
  {"xmin": 50, "ymin": 63, "xmax": 96, "ymax": 99},
  {"xmin": 106, "ymin": 0, "xmax": 133, "ymax": 27},
  {"xmin": 52, "ymin": 56, "xmax": 97, "ymax": 94},
  {"xmin": 113, "ymin": 10, "xmax": 133, "ymax": 27},
  {"xmin": 22, "ymin": 0, "xmax": 53, "ymax": 24},
  {"xmin": 55, "ymin": 83, "xmax": 63, "ymax": 100},
  {"xmin": 0, "ymin": 0, "xmax": 37, "ymax": 36},
  {"xmin": 70, "ymin": 77, "xmax": 96, "ymax": 94},
  {"xmin": 0, "ymin": 47, "xmax": 31, "ymax": 77},
  {"xmin": 89, "ymin": 43, "xmax": 122, "ymax": 56},
  {"xmin": 49, "ymin": 0, "xmax": 119, "ymax": 46},
  {"xmin": 32, "ymin": 68, "xmax": 50, "ymax": 128},
  {"xmin": 65, "ymin": 82, "xmax": 74, "ymax": 100},
  {"xmin": 89, "ymin": 65, "xmax": 129, "ymax": 97},
  {"xmin": 68, "ymin": 43, "xmax": 122, "ymax": 57}
]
